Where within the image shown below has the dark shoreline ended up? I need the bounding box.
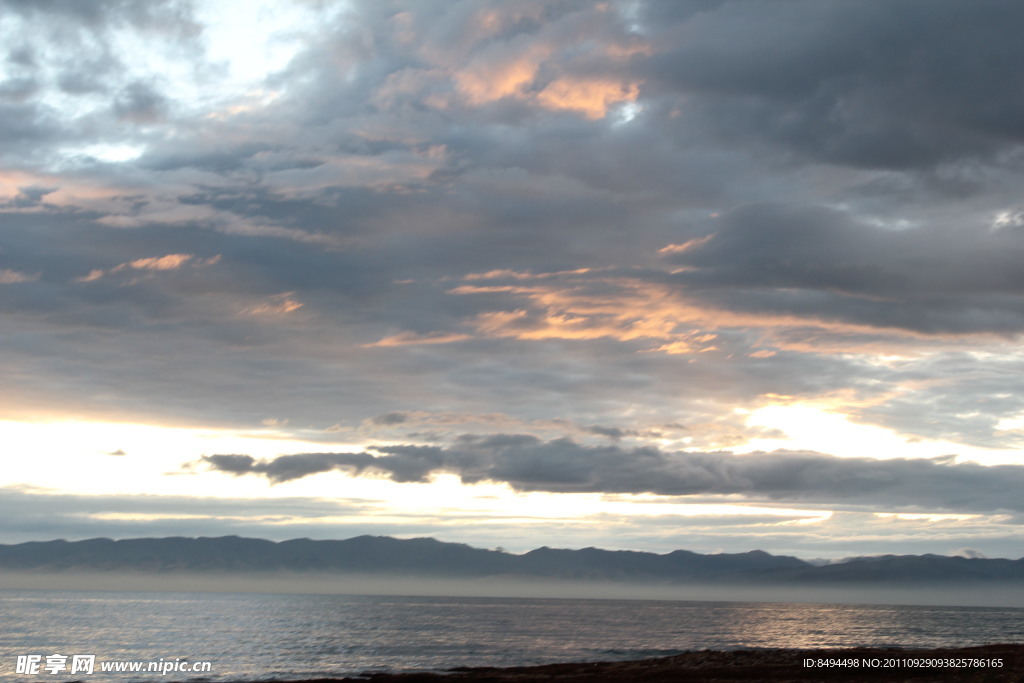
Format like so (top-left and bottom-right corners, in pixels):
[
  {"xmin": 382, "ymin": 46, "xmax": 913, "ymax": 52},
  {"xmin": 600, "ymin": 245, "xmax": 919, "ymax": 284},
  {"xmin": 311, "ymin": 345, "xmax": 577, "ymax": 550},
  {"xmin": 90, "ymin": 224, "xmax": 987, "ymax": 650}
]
[{"xmin": 226, "ymin": 644, "xmax": 1024, "ymax": 682}]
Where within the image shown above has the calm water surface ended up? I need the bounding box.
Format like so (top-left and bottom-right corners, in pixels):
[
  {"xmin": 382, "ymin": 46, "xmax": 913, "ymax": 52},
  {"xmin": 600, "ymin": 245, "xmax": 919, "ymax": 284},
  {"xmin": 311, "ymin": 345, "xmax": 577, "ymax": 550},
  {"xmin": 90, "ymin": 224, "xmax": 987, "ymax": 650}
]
[{"xmin": 1, "ymin": 590, "xmax": 1022, "ymax": 681}]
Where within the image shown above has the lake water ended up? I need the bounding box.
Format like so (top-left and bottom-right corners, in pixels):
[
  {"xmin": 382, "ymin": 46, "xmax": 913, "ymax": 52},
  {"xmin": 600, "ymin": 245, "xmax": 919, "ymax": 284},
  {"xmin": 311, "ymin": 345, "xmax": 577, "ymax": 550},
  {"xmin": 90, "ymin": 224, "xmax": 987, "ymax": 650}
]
[{"xmin": 2, "ymin": 589, "xmax": 1023, "ymax": 681}]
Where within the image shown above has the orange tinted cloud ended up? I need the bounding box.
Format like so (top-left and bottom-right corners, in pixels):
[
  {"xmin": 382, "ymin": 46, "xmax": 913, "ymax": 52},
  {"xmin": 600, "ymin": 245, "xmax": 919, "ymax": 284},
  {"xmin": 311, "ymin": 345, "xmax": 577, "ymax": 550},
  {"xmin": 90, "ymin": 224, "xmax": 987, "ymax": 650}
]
[
  {"xmin": 0, "ymin": 269, "xmax": 39, "ymax": 284},
  {"xmin": 463, "ymin": 268, "xmax": 591, "ymax": 281},
  {"xmin": 450, "ymin": 281, "xmax": 702, "ymax": 345},
  {"xmin": 659, "ymin": 235, "xmax": 715, "ymax": 255},
  {"xmin": 536, "ymin": 78, "xmax": 640, "ymax": 119},
  {"xmin": 447, "ymin": 18, "xmax": 647, "ymax": 120},
  {"xmin": 364, "ymin": 331, "xmax": 473, "ymax": 347},
  {"xmin": 455, "ymin": 45, "xmax": 550, "ymax": 104},
  {"xmin": 446, "ymin": 273, "xmax": 989, "ymax": 355},
  {"xmin": 129, "ymin": 254, "xmax": 196, "ymax": 271},
  {"xmin": 77, "ymin": 254, "xmax": 220, "ymax": 283},
  {"xmin": 0, "ymin": 170, "xmax": 60, "ymax": 201},
  {"xmin": 242, "ymin": 292, "xmax": 304, "ymax": 316}
]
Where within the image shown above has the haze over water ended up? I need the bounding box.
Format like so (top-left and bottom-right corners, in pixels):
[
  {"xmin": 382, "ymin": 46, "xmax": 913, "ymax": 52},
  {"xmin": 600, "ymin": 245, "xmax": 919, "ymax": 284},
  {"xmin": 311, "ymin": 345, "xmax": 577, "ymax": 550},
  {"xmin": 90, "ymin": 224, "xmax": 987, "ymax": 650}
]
[{"xmin": 3, "ymin": 589, "xmax": 1023, "ymax": 682}]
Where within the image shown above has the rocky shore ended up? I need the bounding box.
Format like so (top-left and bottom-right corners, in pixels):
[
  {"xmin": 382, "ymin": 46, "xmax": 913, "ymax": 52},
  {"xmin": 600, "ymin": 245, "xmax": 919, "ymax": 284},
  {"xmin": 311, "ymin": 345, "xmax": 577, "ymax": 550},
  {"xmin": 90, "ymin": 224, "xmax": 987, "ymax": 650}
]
[{"xmin": 240, "ymin": 644, "xmax": 1023, "ymax": 682}]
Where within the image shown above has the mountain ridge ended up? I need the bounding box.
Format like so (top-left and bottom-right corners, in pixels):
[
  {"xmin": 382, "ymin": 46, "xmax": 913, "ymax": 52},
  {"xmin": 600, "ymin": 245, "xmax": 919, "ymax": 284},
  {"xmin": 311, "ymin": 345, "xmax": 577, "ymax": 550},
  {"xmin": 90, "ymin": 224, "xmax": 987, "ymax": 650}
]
[{"xmin": 0, "ymin": 535, "xmax": 1021, "ymax": 584}]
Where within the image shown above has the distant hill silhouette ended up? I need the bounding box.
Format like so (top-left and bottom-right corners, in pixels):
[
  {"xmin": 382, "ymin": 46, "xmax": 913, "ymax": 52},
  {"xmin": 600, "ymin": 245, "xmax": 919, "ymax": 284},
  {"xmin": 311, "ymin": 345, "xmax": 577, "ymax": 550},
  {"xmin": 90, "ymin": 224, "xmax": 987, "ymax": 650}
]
[{"xmin": 0, "ymin": 536, "xmax": 1021, "ymax": 585}]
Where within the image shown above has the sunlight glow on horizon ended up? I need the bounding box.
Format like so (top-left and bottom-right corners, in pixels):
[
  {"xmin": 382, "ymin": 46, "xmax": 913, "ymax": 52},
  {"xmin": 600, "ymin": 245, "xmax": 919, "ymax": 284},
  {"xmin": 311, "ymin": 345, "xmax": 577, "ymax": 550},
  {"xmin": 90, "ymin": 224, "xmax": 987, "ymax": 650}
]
[
  {"xmin": 0, "ymin": 417, "xmax": 844, "ymax": 527},
  {"xmin": 742, "ymin": 403, "xmax": 1019, "ymax": 466}
]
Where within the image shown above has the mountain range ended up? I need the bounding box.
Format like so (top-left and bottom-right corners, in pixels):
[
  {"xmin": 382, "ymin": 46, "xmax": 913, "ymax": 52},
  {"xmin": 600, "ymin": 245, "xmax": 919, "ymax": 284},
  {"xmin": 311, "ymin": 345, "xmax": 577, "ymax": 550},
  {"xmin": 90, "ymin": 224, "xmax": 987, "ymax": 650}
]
[{"xmin": 1, "ymin": 535, "xmax": 1022, "ymax": 586}]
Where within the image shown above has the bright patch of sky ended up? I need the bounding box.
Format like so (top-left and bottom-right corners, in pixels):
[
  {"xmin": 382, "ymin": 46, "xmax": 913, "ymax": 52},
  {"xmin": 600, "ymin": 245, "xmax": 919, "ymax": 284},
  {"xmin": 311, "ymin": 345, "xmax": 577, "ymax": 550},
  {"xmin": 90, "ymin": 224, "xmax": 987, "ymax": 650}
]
[
  {"xmin": 194, "ymin": 0, "xmax": 339, "ymax": 96},
  {"xmin": 61, "ymin": 144, "xmax": 147, "ymax": 164},
  {"xmin": 0, "ymin": 417, "xmax": 835, "ymax": 529},
  {"xmin": 743, "ymin": 404, "xmax": 1021, "ymax": 466},
  {"xmin": 6, "ymin": 0, "xmax": 340, "ymax": 168},
  {"xmin": 611, "ymin": 101, "xmax": 643, "ymax": 126}
]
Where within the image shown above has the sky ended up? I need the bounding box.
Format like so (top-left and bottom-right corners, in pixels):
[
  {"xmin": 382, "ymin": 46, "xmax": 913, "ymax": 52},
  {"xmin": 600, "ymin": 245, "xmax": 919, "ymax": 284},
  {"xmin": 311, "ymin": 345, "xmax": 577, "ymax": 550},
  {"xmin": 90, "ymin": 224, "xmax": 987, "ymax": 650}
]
[{"xmin": 2, "ymin": 0, "xmax": 1024, "ymax": 561}]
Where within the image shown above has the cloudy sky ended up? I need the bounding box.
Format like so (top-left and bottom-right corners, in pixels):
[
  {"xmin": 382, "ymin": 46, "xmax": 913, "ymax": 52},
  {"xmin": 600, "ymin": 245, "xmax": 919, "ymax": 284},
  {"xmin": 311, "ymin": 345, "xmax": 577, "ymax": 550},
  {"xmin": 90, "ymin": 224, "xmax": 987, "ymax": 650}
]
[{"xmin": 3, "ymin": 0, "xmax": 1024, "ymax": 560}]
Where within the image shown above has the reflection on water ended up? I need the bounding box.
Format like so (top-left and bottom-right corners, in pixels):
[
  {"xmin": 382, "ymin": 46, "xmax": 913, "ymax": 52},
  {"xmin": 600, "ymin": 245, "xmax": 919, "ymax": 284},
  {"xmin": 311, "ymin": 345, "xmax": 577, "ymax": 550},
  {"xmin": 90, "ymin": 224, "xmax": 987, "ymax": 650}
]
[
  {"xmin": 707, "ymin": 602, "xmax": 984, "ymax": 650},
  {"xmin": 1, "ymin": 590, "xmax": 1022, "ymax": 681}
]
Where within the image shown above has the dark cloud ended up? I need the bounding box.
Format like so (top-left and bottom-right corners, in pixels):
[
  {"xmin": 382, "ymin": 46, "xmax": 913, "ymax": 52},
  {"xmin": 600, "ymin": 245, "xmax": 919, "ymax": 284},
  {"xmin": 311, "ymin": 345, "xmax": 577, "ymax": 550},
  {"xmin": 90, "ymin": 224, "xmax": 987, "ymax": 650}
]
[
  {"xmin": 56, "ymin": 54, "xmax": 122, "ymax": 95},
  {"xmin": 3, "ymin": 0, "xmax": 1024, "ymax": 556},
  {"xmin": 372, "ymin": 412, "xmax": 410, "ymax": 426},
  {"xmin": 663, "ymin": 202, "xmax": 1024, "ymax": 335},
  {"xmin": 640, "ymin": 0, "xmax": 1024, "ymax": 170},
  {"xmin": 0, "ymin": 76, "xmax": 37, "ymax": 101},
  {"xmin": 583, "ymin": 425, "xmax": 634, "ymax": 440},
  {"xmin": 3, "ymin": 203, "xmax": 879, "ymax": 431},
  {"xmin": 113, "ymin": 81, "xmax": 168, "ymax": 124},
  {"xmin": 196, "ymin": 436, "xmax": 1024, "ymax": 514}
]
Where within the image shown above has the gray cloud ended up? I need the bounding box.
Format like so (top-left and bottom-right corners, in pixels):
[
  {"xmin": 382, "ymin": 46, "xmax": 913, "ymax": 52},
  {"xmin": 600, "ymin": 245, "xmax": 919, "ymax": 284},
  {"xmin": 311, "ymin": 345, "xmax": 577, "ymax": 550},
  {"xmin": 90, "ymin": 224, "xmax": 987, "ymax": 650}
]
[
  {"xmin": 583, "ymin": 425, "xmax": 635, "ymax": 440},
  {"xmin": 0, "ymin": 0, "xmax": 1007, "ymax": 444},
  {"xmin": 371, "ymin": 412, "xmax": 410, "ymax": 426},
  {"xmin": 663, "ymin": 202, "xmax": 1024, "ymax": 335},
  {"xmin": 3, "ymin": 0, "xmax": 1024, "ymax": 555},
  {"xmin": 639, "ymin": 0, "xmax": 1024, "ymax": 170},
  {"xmin": 848, "ymin": 352, "xmax": 1024, "ymax": 448},
  {"xmin": 113, "ymin": 81, "xmax": 168, "ymax": 124},
  {"xmin": 197, "ymin": 436, "xmax": 1024, "ymax": 514}
]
